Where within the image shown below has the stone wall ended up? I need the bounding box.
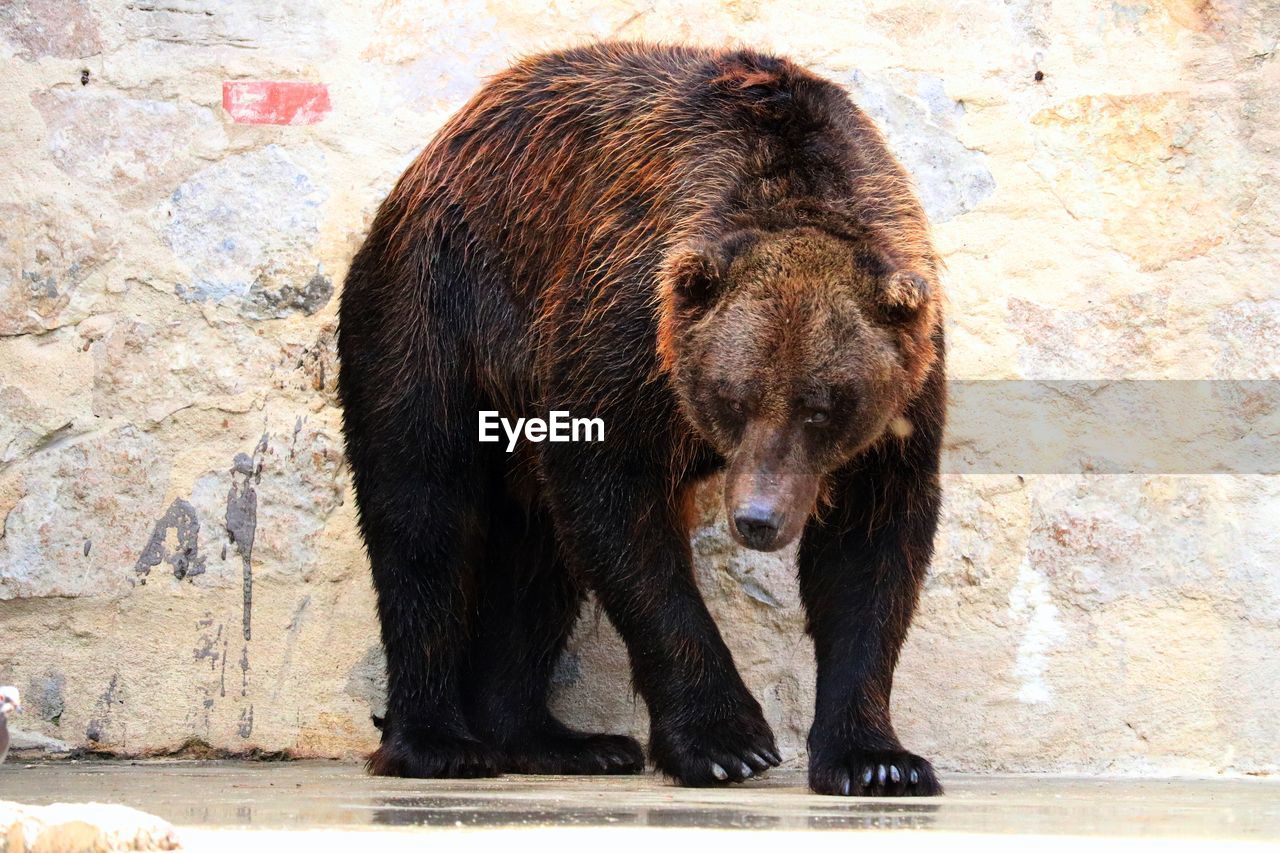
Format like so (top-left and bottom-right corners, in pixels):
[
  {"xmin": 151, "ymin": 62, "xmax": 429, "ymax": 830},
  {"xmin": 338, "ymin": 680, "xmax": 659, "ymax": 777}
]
[{"xmin": 1, "ymin": 0, "xmax": 1277, "ymax": 775}]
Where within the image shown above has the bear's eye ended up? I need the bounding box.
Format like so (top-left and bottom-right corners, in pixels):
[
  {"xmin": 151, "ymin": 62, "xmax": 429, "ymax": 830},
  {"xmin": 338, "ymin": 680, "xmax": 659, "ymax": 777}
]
[
  {"xmin": 716, "ymin": 383, "xmax": 755, "ymax": 418},
  {"xmin": 805, "ymin": 409, "xmax": 830, "ymax": 426}
]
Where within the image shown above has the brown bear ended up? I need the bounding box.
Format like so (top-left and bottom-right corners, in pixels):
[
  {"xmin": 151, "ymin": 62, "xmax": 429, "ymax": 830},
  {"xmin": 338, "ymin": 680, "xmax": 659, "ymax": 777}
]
[{"xmin": 338, "ymin": 41, "xmax": 946, "ymax": 796}]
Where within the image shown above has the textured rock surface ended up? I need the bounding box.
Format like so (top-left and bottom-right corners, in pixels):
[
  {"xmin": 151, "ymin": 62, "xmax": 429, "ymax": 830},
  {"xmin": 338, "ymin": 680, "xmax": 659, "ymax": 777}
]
[
  {"xmin": 164, "ymin": 146, "xmax": 332, "ymax": 318},
  {"xmin": 1, "ymin": 0, "xmax": 1278, "ymax": 778}
]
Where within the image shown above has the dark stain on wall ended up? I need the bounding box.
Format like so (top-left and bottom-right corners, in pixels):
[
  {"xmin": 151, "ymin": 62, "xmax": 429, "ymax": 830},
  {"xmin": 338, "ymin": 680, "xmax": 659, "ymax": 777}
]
[
  {"xmin": 344, "ymin": 645, "xmax": 388, "ymax": 720},
  {"xmin": 551, "ymin": 651, "xmax": 582, "ymax": 687},
  {"xmin": 29, "ymin": 672, "xmax": 66, "ymax": 725},
  {"xmin": 193, "ymin": 616, "xmax": 223, "ymax": 671},
  {"xmin": 244, "ymin": 271, "xmax": 334, "ymax": 320},
  {"xmin": 85, "ymin": 674, "xmax": 120, "ymax": 744},
  {"xmin": 219, "ymin": 636, "xmax": 228, "ymax": 698},
  {"xmin": 238, "ymin": 704, "xmax": 254, "ymax": 739},
  {"xmin": 135, "ymin": 498, "xmax": 207, "ymax": 580},
  {"xmin": 226, "ymin": 434, "xmax": 266, "ymax": 640}
]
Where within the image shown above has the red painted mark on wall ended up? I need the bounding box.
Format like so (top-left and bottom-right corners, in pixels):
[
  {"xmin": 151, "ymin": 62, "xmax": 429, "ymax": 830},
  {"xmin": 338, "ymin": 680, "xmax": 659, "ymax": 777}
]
[{"xmin": 222, "ymin": 81, "xmax": 331, "ymax": 125}]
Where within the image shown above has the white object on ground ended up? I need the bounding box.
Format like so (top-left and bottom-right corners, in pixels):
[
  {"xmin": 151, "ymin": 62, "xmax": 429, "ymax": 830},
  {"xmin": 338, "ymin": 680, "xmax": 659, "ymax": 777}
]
[{"xmin": 0, "ymin": 800, "xmax": 180, "ymax": 852}]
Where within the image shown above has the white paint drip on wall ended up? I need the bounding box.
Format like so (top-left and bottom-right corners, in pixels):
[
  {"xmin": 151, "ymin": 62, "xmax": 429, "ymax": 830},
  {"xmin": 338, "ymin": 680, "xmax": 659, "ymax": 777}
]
[{"xmin": 1007, "ymin": 557, "xmax": 1067, "ymax": 704}]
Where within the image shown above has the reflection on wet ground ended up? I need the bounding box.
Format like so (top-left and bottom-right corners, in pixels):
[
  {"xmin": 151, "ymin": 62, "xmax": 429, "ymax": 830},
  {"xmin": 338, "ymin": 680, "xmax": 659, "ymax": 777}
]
[
  {"xmin": 362, "ymin": 794, "xmax": 941, "ymax": 831},
  {"xmin": 0, "ymin": 760, "xmax": 1276, "ymax": 841}
]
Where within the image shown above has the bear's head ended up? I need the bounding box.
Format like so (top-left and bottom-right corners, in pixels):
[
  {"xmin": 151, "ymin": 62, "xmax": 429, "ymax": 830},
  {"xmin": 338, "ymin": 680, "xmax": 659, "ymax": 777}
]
[{"xmin": 660, "ymin": 226, "xmax": 941, "ymax": 551}]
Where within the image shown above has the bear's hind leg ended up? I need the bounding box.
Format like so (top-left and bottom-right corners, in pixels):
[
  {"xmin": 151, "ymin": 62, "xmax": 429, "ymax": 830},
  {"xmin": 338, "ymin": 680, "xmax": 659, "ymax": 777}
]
[
  {"xmin": 463, "ymin": 492, "xmax": 644, "ymax": 775},
  {"xmin": 349, "ymin": 407, "xmax": 502, "ymax": 779}
]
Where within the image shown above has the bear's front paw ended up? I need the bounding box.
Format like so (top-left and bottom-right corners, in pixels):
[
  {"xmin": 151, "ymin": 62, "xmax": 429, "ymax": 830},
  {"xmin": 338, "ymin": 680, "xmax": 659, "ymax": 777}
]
[
  {"xmin": 650, "ymin": 713, "xmax": 781, "ymax": 786},
  {"xmin": 366, "ymin": 728, "xmax": 501, "ymax": 779},
  {"xmin": 809, "ymin": 748, "xmax": 941, "ymax": 797}
]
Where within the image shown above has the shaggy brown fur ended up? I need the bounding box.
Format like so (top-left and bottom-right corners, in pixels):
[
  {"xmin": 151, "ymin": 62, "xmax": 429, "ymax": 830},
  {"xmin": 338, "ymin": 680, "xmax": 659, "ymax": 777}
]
[{"xmin": 338, "ymin": 41, "xmax": 946, "ymax": 796}]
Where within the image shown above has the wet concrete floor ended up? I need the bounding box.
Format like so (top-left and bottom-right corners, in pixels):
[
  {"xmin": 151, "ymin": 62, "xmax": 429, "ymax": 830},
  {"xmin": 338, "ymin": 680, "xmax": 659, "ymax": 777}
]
[{"xmin": 0, "ymin": 760, "xmax": 1277, "ymax": 849}]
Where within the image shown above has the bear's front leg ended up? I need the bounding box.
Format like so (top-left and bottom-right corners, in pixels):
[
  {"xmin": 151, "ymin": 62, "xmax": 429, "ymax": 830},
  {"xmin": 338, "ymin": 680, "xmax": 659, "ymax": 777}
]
[
  {"xmin": 798, "ymin": 396, "xmax": 945, "ymax": 797},
  {"xmin": 540, "ymin": 440, "xmax": 781, "ymax": 786}
]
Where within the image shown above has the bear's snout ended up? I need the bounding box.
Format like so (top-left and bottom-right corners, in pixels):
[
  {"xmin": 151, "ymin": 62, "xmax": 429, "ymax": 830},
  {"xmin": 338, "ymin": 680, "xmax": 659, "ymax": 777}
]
[
  {"xmin": 725, "ymin": 485, "xmax": 809, "ymax": 551},
  {"xmin": 724, "ymin": 429, "xmax": 818, "ymax": 552},
  {"xmin": 733, "ymin": 502, "xmax": 783, "ymax": 550}
]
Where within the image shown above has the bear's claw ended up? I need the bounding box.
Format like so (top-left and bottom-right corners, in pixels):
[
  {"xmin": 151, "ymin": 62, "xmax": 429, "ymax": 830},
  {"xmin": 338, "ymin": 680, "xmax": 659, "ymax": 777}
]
[
  {"xmin": 651, "ymin": 714, "xmax": 781, "ymax": 786},
  {"xmin": 810, "ymin": 748, "xmax": 941, "ymax": 797}
]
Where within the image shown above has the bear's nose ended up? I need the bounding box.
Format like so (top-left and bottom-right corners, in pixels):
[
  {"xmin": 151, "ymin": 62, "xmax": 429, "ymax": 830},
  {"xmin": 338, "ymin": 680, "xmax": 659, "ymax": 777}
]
[{"xmin": 734, "ymin": 505, "xmax": 781, "ymax": 550}]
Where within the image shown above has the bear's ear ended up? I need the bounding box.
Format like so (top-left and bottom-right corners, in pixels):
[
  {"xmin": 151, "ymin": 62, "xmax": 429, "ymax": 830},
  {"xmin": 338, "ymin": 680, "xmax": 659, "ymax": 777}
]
[
  {"xmin": 666, "ymin": 230, "xmax": 760, "ymax": 316},
  {"xmin": 657, "ymin": 231, "xmax": 760, "ymax": 374},
  {"xmin": 666, "ymin": 243, "xmax": 724, "ymax": 316},
  {"xmin": 877, "ymin": 269, "xmax": 931, "ymax": 322}
]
